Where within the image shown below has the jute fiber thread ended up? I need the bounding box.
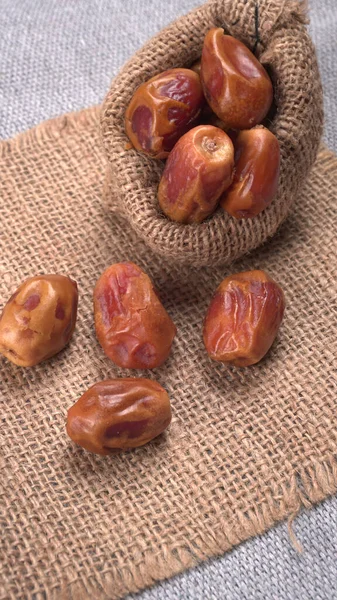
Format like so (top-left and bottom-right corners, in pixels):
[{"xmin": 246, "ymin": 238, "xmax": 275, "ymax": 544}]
[
  {"xmin": 101, "ymin": 0, "xmax": 323, "ymax": 267},
  {"xmin": 0, "ymin": 106, "xmax": 336, "ymax": 599},
  {"xmin": 1, "ymin": 2, "xmax": 336, "ymax": 599}
]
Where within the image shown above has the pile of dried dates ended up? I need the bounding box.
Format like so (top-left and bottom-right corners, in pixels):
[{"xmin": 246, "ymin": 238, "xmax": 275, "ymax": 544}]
[
  {"xmin": 0, "ymin": 263, "xmax": 285, "ymax": 455},
  {"xmin": 126, "ymin": 28, "xmax": 280, "ymax": 222},
  {"xmin": 0, "ymin": 31, "xmax": 286, "ymax": 456}
]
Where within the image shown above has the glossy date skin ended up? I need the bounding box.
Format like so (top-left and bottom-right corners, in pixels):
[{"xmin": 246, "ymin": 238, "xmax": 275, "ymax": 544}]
[
  {"xmin": 94, "ymin": 262, "xmax": 176, "ymax": 369},
  {"xmin": 158, "ymin": 125, "xmax": 234, "ymax": 224},
  {"xmin": 203, "ymin": 270, "xmax": 285, "ymax": 367},
  {"xmin": 125, "ymin": 68, "xmax": 205, "ymax": 159},
  {"xmin": 0, "ymin": 274, "xmax": 78, "ymax": 367},
  {"xmin": 66, "ymin": 378, "xmax": 172, "ymax": 454},
  {"xmin": 201, "ymin": 29, "xmax": 273, "ymax": 130},
  {"xmin": 221, "ymin": 127, "xmax": 280, "ymax": 218}
]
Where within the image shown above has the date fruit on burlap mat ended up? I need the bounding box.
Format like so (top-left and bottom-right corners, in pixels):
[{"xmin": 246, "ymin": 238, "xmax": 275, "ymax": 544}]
[{"xmin": 0, "ymin": 105, "xmax": 336, "ymax": 599}]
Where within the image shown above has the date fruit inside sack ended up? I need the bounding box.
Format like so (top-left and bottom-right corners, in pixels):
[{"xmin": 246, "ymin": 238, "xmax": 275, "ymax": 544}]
[
  {"xmin": 125, "ymin": 28, "xmax": 279, "ymax": 224},
  {"xmin": 125, "ymin": 68, "xmax": 205, "ymax": 159},
  {"xmin": 158, "ymin": 125, "xmax": 234, "ymax": 224}
]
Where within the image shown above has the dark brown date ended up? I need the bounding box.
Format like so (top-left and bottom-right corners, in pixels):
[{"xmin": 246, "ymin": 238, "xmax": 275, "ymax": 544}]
[
  {"xmin": 94, "ymin": 262, "xmax": 176, "ymax": 369},
  {"xmin": 125, "ymin": 68, "xmax": 205, "ymax": 159},
  {"xmin": 203, "ymin": 270, "xmax": 285, "ymax": 367},
  {"xmin": 66, "ymin": 378, "xmax": 172, "ymax": 454}
]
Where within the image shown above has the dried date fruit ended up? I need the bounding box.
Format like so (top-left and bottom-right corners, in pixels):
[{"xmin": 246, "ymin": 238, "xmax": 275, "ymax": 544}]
[
  {"xmin": 94, "ymin": 262, "xmax": 176, "ymax": 369},
  {"xmin": 203, "ymin": 270, "xmax": 285, "ymax": 367},
  {"xmin": 221, "ymin": 127, "xmax": 280, "ymax": 218},
  {"xmin": 66, "ymin": 378, "xmax": 172, "ymax": 454},
  {"xmin": 201, "ymin": 29, "xmax": 273, "ymax": 130},
  {"xmin": 125, "ymin": 68, "xmax": 205, "ymax": 159},
  {"xmin": 0, "ymin": 274, "xmax": 78, "ymax": 367},
  {"xmin": 158, "ymin": 125, "xmax": 234, "ymax": 224}
]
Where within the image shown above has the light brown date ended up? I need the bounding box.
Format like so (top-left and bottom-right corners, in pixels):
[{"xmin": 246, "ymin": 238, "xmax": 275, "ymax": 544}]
[
  {"xmin": 203, "ymin": 270, "xmax": 285, "ymax": 367},
  {"xmin": 66, "ymin": 378, "xmax": 172, "ymax": 455},
  {"xmin": 201, "ymin": 29, "xmax": 273, "ymax": 130},
  {"xmin": 221, "ymin": 127, "xmax": 280, "ymax": 218},
  {"xmin": 158, "ymin": 125, "xmax": 234, "ymax": 224},
  {"xmin": 125, "ymin": 68, "xmax": 205, "ymax": 159},
  {"xmin": 94, "ymin": 262, "xmax": 176, "ymax": 369},
  {"xmin": 0, "ymin": 274, "xmax": 78, "ymax": 367}
]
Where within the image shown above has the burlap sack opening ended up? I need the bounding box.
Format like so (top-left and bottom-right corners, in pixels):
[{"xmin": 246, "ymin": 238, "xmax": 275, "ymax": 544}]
[{"xmin": 101, "ymin": 0, "xmax": 323, "ymax": 267}]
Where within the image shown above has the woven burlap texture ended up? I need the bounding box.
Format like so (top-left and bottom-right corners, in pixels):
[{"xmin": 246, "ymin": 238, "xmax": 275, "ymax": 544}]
[
  {"xmin": 0, "ymin": 104, "xmax": 336, "ymax": 600},
  {"xmin": 101, "ymin": 0, "xmax": 323, "ymax": 267}
]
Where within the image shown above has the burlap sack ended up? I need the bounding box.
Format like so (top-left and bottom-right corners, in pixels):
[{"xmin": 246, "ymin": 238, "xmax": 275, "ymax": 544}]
[
  {"xmin": 1, "ymin": 5, "xmax": 336, "ymax": 600},
  {"xmin": 101, "ymin": 0, "xmax": 323, "ymax": 267}
]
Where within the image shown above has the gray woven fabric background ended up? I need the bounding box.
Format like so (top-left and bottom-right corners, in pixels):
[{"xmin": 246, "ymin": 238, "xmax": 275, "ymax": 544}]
[{"xmin": 0, "ymin": 1, "xmax": 336, "ymax": 598}]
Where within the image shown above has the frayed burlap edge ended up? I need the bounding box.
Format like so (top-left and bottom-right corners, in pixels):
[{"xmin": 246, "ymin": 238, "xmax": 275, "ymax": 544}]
[{"xmin": 54, "ymin": 458, "xmax": 337, "ymax": 599}]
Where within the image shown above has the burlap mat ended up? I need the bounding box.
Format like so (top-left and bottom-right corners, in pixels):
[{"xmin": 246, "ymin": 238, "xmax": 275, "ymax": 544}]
[{"xmin": 0, "ymin": 106, "xmax": 336, "ymax": 600}]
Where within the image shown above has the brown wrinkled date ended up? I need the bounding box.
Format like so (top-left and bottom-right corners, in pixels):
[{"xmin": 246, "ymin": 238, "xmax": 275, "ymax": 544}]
[
  {"xmin": 221, "ymin": 127, "xmax": 281, "ymax": 218},
  {"xmin": 125, "ymin": 68, "xmax": 205, "ymax": 159},
  {"xmin": 94, "ymin": 262, "xmax": 176, "ymax": 369},
  {"xmin": 0, "ymin": 275, "xmax": 78, "ymax": 367},
  {"xmin": 158, "ymin": 125, "xmax": 234, "ymax": 224},
  {"xmin": 203, "ymin": 270, "xmax": 285, "ymax": 367},
  {"xmin": 66, "ymin": 378, "xmax": 172, "ymax": 455},
  {"xmin": 201, "ymin": 28, "xmax": 273, "ymax": 130}
]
